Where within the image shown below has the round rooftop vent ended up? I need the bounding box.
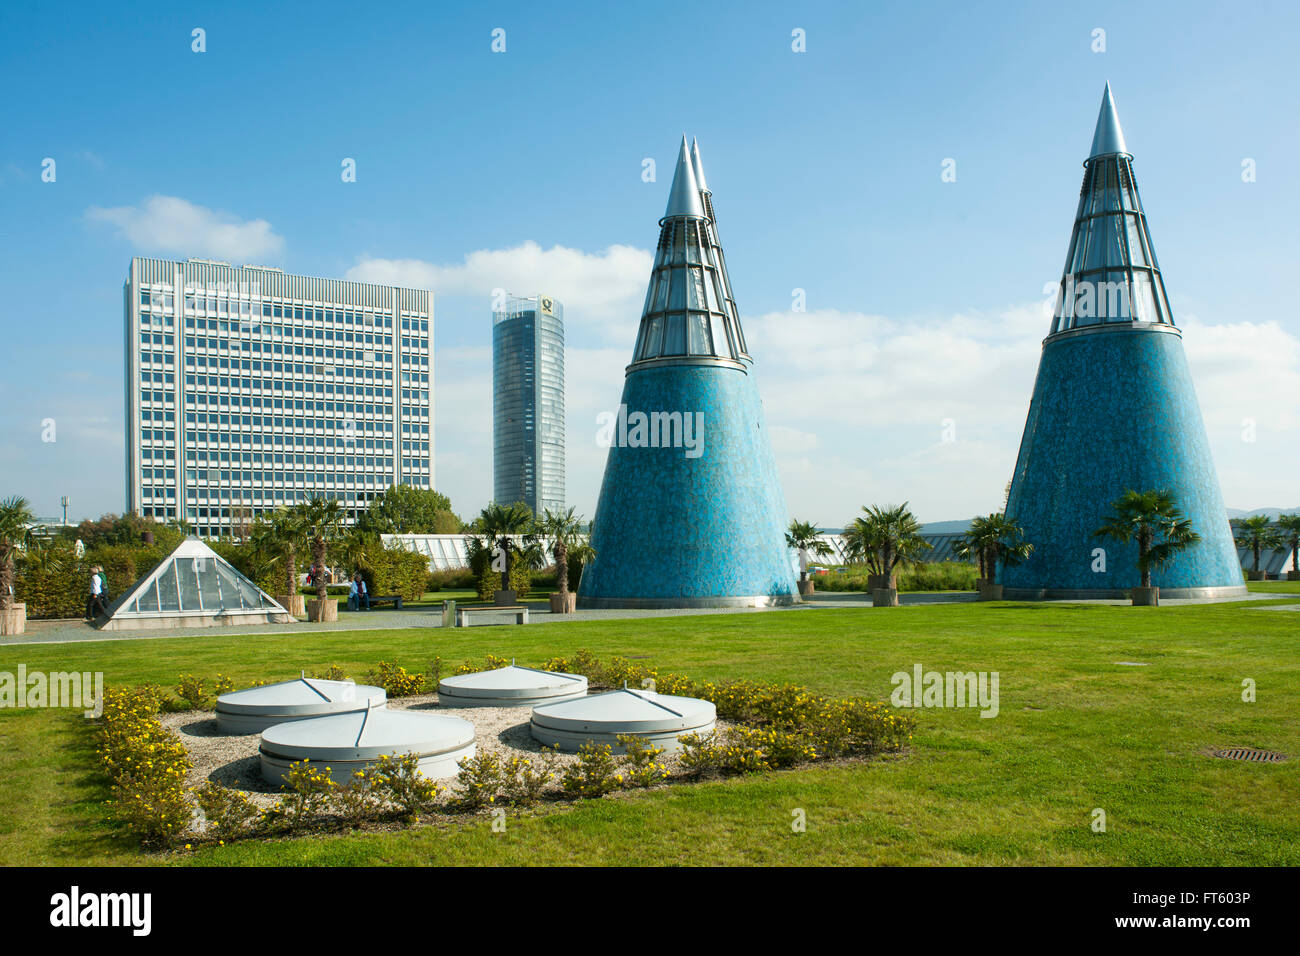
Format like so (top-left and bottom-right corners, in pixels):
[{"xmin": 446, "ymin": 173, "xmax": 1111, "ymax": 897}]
[
  {"xmin": 530, "ymin": 687, "xmax": 716, "ymax": 753},
  {"xmin": 438, "ymin": 662, "xmax": 588, "ymax": 708},
  {"xmin": 216, "ymin": 673, "xmax": 386, "ymax": 735},
  {"xmin": 260, "ymin": 704, "xmax": 476, "ymax": 785}
]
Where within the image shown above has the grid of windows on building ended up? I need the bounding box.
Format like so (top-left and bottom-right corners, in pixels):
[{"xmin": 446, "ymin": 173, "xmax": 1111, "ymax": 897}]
[
  {"xmin": 492, "ymin": 294, "xmax": 565, "ymax": 517},
  {"xmin": 126, "ymin": 258, "xmax": 433, "ymax": 539}
]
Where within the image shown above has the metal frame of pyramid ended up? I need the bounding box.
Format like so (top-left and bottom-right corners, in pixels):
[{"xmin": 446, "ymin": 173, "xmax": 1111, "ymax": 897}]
[{"xmin": 98, "ymin": 536, "xmax": 294, "ymax": 631}]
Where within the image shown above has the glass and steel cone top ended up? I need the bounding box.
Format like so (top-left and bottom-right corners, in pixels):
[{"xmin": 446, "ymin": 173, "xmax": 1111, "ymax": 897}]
[
  {"xmin": 1049, "ymin": 84, "xmax": 1176, "ymax": 335},
  {"xmin": 629, "ymin": 136, "xmax": 751, "ymax": 370}
]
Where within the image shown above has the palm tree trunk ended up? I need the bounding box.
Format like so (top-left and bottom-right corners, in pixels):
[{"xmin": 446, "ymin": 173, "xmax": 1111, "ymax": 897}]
[
  {"xmin": 0, "ymin": 549, "xmax": 13, "ymax": 611},
  {"xmin": 285, "ymin": 548, "xmax": 296, "ymax": 599},
  {"xmin": 1139, "ymin": 530, "xmax": 1153, "ymax": 589},
  {"xmin": 1253, "ymin": 542, "xmax": 1261, "ymax": 573},
  {"xmin": 555, "ymin": 540, "xmax": 569, "ymax": 596},
  {"xmin": 313, "ymin": 535, "xmax": 327, "ymax": 600}
]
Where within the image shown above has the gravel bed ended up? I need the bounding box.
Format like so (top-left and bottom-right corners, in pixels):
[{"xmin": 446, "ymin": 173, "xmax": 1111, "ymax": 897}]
[{"xmin": 161, "ymin": 694, "xmax": 725, "ymax": 808}]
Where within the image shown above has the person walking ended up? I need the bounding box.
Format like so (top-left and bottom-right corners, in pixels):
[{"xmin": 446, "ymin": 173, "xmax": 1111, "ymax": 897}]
[{"xmin": 86, "ymin": 565, "xmax": 108, "ymax": 621}]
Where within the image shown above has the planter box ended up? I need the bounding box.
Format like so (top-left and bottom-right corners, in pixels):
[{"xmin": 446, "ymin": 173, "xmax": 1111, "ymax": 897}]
[
  {"xmin": 867, "ymin": 574, "xmax": 897, "ymax": 591},
  {"xmin": 977, "ymin": 583, "xmax": 1003, "ymax": 601},
  {"xmin": 494, "ymin": 589, "xmax": 517, "ymax": 607},
  {"xmin": 871, "ymin": 587, "xmax": 899, "ymax": 608},
  {"xmin": 277, "ymin": 594, "xmax": 306, "ymax": 616},
  {"xmin": 0, "ymin": 603, "xmax": 26, "ymax": 636},
  {"xmin": 549, "ymin": 592, "xmax": 577, "ymax": 614},
  {"xmin": 1131, "ymin": 586, "xmax": 1159, "ymax": 607},
  {"xmin": 1246, "ymin": 570, "xmax": 1267, "ymax": 581},
  {"xmin": 306, "ymin": 598, "xmax": 338, "ymax": 622},
  {"xmin": 797, "ymin": 578, "xmax": 815, "ymax": 597}
]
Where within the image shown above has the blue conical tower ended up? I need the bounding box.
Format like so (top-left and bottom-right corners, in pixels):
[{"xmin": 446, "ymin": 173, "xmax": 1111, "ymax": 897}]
[
  {"xmin": 1001, "ymin": 86, "xmax": 1245, "ymax": 599},
  {"xmin": 578, "ymin": 137, "xmax": 798, "ymax": 608}
]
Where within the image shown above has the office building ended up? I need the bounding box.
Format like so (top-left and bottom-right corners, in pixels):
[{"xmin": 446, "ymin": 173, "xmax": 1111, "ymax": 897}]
[
  {"xmin": 492, "ymin": 293, "xmax": 565, "ymax": 516},
  {"xmin": 124, "ymin": 257, "xmax": 433, "ymax": 538}
]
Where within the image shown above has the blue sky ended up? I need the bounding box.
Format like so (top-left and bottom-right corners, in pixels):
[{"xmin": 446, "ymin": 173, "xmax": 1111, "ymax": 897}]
[{"xmin": 2, "ymin": 0, "xmax": 1297, "ymax": 525}]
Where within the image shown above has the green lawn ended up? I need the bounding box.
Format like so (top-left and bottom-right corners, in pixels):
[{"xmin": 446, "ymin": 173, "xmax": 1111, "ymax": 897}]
[{"xmin": 1, "ymin": 593, "xmax": 1297, "ymax": 866}]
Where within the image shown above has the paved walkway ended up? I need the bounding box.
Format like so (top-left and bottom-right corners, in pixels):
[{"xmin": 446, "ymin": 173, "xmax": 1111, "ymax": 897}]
[{"xmin": 1, "ymin": 589, "xmax": 1286, "ymax": 647}]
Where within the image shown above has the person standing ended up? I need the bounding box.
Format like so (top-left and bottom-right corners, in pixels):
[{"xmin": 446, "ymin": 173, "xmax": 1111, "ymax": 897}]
[{"xmin": 347, "ymin": 574, "xmax": 359, "ymax": 612}]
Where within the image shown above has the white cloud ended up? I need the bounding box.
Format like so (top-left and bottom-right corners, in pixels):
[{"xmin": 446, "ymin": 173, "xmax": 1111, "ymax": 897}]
[
  {"xmin": 348, "ymin": 241, "xmax": 651, "ymax": 343},
  {"xmin": 86, "ymin": 195, "xmax": 284, "ymax": 262}
]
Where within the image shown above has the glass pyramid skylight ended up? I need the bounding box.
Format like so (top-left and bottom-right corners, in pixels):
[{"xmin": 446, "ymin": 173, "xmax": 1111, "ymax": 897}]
[
  {"xmin": 100, "ymin": 536, "xmax": 289, "ymax": 628},
  {"xmin": 1049, "ymin": 84, "xmax": 1175, "ymax": 334}
]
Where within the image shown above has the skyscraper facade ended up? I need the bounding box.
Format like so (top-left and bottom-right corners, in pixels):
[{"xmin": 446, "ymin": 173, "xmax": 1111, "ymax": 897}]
[
  {"xmin": 492, "ymin": 294, "xmax": 565, "ymax": 516},
  {"xmin": 124, "ymin": 257, "xmax": 433, "ymax": 538}
]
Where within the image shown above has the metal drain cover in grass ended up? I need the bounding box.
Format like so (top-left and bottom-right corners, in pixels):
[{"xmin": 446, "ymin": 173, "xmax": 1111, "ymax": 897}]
[{"xmin": 1212, "ymin": 747, "xmax": 1287, "ymax": 763}]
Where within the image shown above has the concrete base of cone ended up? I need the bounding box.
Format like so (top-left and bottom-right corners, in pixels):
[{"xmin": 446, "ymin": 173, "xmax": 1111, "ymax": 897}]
[
  {"xmin": 1131, "ymin": 586, "xmax": 1159, "ymax": 606},
  {"xmin": 872, "ymin": 588, "xmax": 899, "ymax": 607},
  {"xmin": 978, "ymin": 584, "xmax": 1003, "ymax": 601},
  {"xmin": 1246, "ymin": 571, "xmax": 1266, "ymax": 581},
  {"xmin": 307, "ymin": 598, "xmax": 338, "ymax": 622},
  {"xmin": 1288, "ymin": 572, "xmax": 1300, "ymax": 582}
]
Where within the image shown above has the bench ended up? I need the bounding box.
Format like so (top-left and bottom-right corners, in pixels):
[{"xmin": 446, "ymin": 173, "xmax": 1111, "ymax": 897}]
[
  {"xmin": 455, "ymin": 605, "xmax": 529, "ymax": 627},
  {"xmin": 368, "ymin": 594, "xmax": 403, "ymax": 609}
]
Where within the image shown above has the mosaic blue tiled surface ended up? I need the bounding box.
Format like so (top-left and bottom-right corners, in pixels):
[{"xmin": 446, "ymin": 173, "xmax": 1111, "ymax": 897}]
[
  {"xmin": 1002, "ymin": 328, "xmax": 1243, "ymax": 593},
  {"xmin": 578, "ymin": 364, "xmax": 797, "ymax": 604}
]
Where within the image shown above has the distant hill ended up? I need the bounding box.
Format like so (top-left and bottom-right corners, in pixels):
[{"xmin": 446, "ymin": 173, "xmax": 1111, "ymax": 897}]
[{"xmin": 1226, "ymin": 507, "xmax": 1300, "ymax": 519}]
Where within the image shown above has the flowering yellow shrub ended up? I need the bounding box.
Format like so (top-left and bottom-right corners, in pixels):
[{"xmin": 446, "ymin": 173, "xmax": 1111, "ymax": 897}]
[
  {"xmin": 616, "ymin": 734, "xmax": 669, "ymax": 787},
  {"xmin": 95, "ymin": 685, "xmax": 194, "ymax": 848},
  {"xmin": 561, "ymin": 743, "xmax": 621, "ymax": 798},
  {"xmin": 365, "ymin": 661, "xmax": 426, "ymax": 697}
]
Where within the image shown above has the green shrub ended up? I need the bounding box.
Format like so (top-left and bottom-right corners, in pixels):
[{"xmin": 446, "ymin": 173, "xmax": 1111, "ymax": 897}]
[
  {"xmin": 469, "ymin": 545, "xmax": 532, "ymax": 601},
  {"xmin": 95, "ymin": 685, "xmax": 194, "ymax": 848},
  {"xmin": 368, "ymin": 754, "xmax": 441, "ymax": 821},
  {"xmin": 427, "ymin": 568, "xmax": 476, "ymax": 591},
  {"xmin": 332, "ymin": 769, "xmax": 383, "ymax": 828},
  {"xmin": 276, "ymin": 760, "xmax": 337, "ymax": 832},
  {"xmin": 175, "ymin": 674, "xmax": 210, "ymax": 710},
  {"xmin": 810, "ymin": 561, "xmax": 976, "ymax": 592},
  {"xmin": 561, "ymin": 742, "xmax": 622, "ymax": 798},
  {"xmin": 502, "ymin": 752, "xmax": 558, "ymax": 806},
  {"xmin": 365, "ymin": 661, "xmax": 426, "ymax": 697},
  {"xmin": 365, "ymin": 544, "xmax": 431, "ymax": 602},
  {"xmin": 311, "ymin": 664, "xmax": 350, "ymax": 682},
  {"xmin": 617, "ymin": 735, "xmax": 668, "ymax": 787},
  {"xmin": 455, "ymin": 750, "xmax": 508, "ymax": 810},
  {"xmin": 195, "ymin": 782, "xmax": 260, "ymax": 841}
]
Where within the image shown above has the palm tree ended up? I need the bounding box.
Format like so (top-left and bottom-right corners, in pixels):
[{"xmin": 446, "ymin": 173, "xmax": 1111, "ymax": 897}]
[
  {"xmin": 476, "ymin": 501, "xmax": 534, "ymax": 593},
  {"xmin": 842, "ymin": 503, "xmax": 931, "ymax": 587},
  {"xmin": 1231, "ymin": 514, "xmax": 1281, "ymax": 579},
  {"xmin": 0, "ymin": 496, "xmax": 35, "ymax": 612},
  {"xmin": 297, "ymin": 495, "xmax": 344, "ymax": 603},
  {"xmin": 1276, "ymin": 514, "xmax": 1300, "ymax": 580},
  {"xmin": 536, "ymin": 507, "xmax": 588, "ymax": 606},
  {"xmin": 250, "ymin": 507, "xmax": 308, "ymax": 601},
  {"xmin": 786, "ymin": 519, "xmax": 833, "ymax": 583},
  {"xmin": 1094, "ymin": 489, "xmax": 1200, "ymax": 591},
  {"xmin": 955, "ymin": 513, "xmax": 1034, "ymax": 585}
]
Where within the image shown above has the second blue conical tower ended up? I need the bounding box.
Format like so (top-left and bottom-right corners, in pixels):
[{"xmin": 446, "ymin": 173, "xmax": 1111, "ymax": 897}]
[
  {"xmin": 578, "ymin": 138, "xmax": 797, "ymax": 608},
  {"xmin": 1001, "ymin": 86, "xmax": 1245, "ymax": 599}
]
